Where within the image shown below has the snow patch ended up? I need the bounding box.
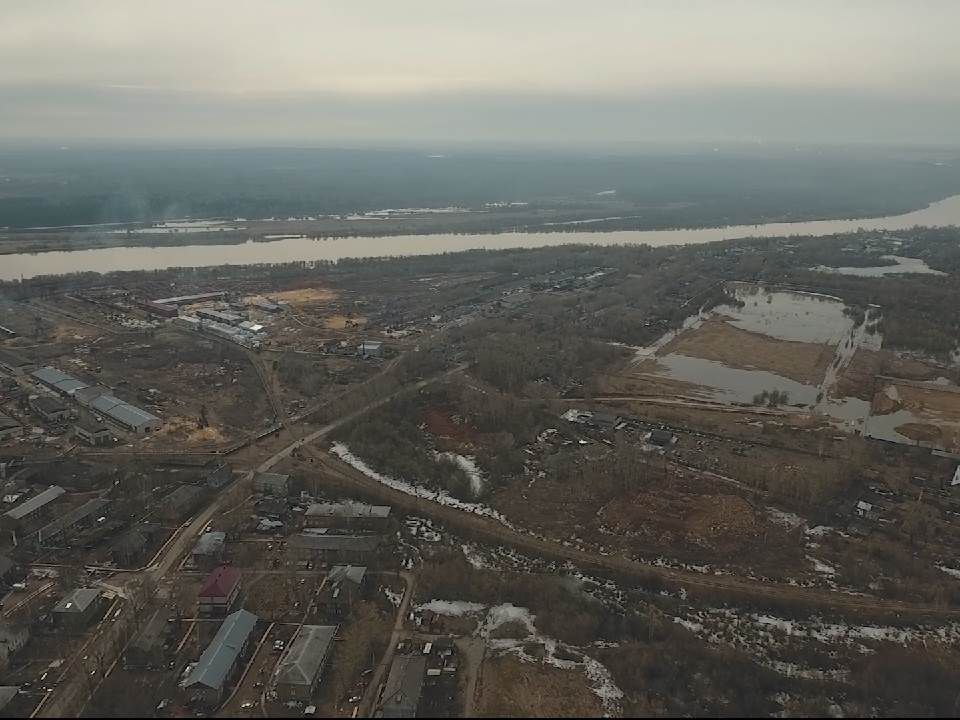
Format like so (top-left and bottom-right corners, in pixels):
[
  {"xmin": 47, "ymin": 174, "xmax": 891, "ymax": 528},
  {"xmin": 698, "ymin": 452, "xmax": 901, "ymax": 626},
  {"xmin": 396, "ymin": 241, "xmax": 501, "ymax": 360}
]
[
  {"xmin": 416, "ymin": 599, "xmax": 486, "ymax": 616},
  {"xmin": 436, "ymin": 451, "xmax": 486, "ymax": 498},
  {"xmin": 332, "ymin": 443, "xmax": 514, "ymax": 528}
]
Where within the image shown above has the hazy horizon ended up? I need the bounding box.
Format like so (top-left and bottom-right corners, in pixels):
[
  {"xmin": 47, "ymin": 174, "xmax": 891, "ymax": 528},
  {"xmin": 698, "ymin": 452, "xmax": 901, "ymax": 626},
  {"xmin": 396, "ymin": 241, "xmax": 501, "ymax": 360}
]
[{"xmin": 4, "ymin": 0, "xmax": 960, "ymax": 146}]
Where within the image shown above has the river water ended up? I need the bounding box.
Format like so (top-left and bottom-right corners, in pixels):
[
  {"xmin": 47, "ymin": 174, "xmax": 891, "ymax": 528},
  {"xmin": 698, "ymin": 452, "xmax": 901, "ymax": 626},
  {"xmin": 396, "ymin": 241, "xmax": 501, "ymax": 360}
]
[{"xmin": 4, "ymin": 194, "xmax": 960, "ymax": 281}]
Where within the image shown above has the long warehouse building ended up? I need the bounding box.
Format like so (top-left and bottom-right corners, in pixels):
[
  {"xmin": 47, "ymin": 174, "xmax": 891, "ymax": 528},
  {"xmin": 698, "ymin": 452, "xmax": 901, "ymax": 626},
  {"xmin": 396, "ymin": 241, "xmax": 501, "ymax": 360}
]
[{"xmin": 31, "ymin": 367, "xmax": 161, "ymax": 434}]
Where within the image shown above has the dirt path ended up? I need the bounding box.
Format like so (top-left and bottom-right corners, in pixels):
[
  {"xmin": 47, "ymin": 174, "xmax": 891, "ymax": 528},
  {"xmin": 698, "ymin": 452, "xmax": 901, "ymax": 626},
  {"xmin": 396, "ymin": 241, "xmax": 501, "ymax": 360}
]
[{"xmin": 359, "ymin": 572, "xmax": 415, "ymax": 718}]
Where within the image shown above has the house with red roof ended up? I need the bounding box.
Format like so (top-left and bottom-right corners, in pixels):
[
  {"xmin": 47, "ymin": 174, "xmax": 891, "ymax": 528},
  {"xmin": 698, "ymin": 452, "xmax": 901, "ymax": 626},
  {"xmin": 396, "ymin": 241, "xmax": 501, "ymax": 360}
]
[{"xmin": 198, "ymin": 566, "xmax": 242, "ymax": 617}]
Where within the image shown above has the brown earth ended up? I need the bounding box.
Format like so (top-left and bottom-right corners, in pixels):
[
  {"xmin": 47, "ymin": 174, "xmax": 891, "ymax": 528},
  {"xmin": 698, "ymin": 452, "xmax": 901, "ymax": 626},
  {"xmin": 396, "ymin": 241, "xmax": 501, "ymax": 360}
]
[
  {"xmin": 661, "ymin": 317, "xmax": 834, "ymax": 385},
  {"xmin": 257, "ymin": 286, "xmax": 337, "ymax": 304},
  {"xmin": 476, "ymin": 654, "xmax": 604, "ymax": 718},
  {"xmin": 323, "ymin": 314, "xmax": 368, "ymax": 330}
]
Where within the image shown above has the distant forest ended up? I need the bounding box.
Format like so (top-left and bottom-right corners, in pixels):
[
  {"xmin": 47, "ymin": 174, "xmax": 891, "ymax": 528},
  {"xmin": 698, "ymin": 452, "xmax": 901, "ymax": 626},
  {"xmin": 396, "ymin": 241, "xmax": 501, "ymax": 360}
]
[{"xmin": 1, "ymin": 146, "xmax": 959, "ymax": 228}]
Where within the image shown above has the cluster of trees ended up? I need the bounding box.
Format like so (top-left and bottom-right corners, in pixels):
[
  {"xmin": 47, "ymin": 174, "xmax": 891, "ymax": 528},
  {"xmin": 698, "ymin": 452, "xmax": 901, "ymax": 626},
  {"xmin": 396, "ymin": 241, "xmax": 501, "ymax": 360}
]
[
  {"xmin": 752, "ymin": 388, "xmax": 791, "ymax": 407},
  {"xmin": 334, "ymin": 395, "xmax": 477, "ymax": 501}
]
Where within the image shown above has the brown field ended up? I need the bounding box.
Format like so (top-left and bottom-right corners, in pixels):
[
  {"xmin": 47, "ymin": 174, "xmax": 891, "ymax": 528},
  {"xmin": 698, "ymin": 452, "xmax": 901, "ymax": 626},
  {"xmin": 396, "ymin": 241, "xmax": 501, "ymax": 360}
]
[
  {"xmin": 323, "ymin": 314, "xmax": 368, "ymax": 330},
  {"xmin": 600, "ymin": 360, "xmax": 716, "ymax": 399},
  {"xmin": 257, "ymin": 286, "xmax": 337, "ymax": 304},
  {"xmin": 873, "ymin": 381, "xmax": 960, "ymax": 452},
  {"xmin": 476, "ymin": 654, "xmax": 604, "ymax": 718},
  {"xmin": 661, "ymin": 317, "xmax": 834, "ymax": 385}
]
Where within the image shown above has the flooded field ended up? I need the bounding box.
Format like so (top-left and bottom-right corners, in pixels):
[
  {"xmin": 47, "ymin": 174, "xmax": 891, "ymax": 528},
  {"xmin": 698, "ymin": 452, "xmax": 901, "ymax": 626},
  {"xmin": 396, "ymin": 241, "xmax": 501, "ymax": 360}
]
[
  {"xmin": 813, "ymin": 255, "xmax": 946, "ymax": 277},
  {"xmin": 613, "ymin": 282, "xmax": 960, "ymax": 452}
]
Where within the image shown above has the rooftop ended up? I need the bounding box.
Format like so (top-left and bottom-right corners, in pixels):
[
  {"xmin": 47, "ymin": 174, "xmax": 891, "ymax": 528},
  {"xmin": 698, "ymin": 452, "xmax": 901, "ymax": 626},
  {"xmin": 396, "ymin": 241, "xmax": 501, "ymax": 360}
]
[
  {"xmin": 5, "ymin": 486, "xmax": 66, "ymax": 521},
  {"xmin": 193, "ymin": 531, "xmax": 226, "ymax": 555},
  {"xmin": 199, "ymin": 566, "xmax": 242, "ymax": 599},
  {"xmin": 53, "ymin": 587, "xmax": 100, "ymax": 614},
  {"xmin": 181, "ymin": 609, "xmax": 257, "ymax": 691},
  {"xmin": 380, "ymin": 655, "xmax": 427, "ymax": 717},
  {"xmin": 288, "ymin": 534, "xmax": 382, "ymax": 552},
  {"xmin": 306, "ymin": 501, "xmax": 391, "ymax": 520},
  {"xmin": 275, "ymin": 625, "xmax": 337, "ymax": 687}
]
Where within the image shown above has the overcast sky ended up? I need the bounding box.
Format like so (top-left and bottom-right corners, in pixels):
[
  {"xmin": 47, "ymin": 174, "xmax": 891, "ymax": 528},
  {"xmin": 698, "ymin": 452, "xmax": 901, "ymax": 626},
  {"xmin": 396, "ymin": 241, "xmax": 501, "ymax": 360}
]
[{"xmin": 3, "ymin": 0, "xmax": 960, "ymax": 146}]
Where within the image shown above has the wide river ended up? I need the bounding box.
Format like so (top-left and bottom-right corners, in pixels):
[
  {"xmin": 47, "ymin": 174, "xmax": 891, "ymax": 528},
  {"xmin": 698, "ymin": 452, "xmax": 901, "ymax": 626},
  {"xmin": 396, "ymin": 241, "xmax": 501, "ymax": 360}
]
[{"xmin": 4, "ymin": 194, "xmax": 960, "ymax": 281}]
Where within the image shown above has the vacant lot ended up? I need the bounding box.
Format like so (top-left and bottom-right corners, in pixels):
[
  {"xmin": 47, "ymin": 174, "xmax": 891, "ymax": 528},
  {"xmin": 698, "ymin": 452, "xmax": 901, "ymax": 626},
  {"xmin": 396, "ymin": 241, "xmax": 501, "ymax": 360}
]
[{"xmin": 476, "ymin": 654, "xmax": 603, "ymax": 718}]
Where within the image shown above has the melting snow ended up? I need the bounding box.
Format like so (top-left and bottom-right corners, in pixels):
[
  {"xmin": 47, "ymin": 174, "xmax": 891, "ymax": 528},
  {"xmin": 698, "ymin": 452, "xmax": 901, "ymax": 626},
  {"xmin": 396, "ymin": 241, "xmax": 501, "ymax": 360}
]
[
  {"xmin": 332, "ymin": 443, "xmax": 514, "ymax": 528},
  {"xmin": 416, "ymin": 599, "xmax": 487, "ymax": 616},
  {"xmin": 436, "ymin": 452, "xmax": 486, "ymax": 498}
]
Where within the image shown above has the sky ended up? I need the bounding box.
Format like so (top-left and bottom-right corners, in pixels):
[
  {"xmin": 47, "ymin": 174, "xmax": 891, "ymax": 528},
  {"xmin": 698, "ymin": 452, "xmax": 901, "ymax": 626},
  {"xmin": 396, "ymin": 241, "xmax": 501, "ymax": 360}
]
[{"xmin": 2, "ymin": 0, "xmax": 960, "ymax": 146}]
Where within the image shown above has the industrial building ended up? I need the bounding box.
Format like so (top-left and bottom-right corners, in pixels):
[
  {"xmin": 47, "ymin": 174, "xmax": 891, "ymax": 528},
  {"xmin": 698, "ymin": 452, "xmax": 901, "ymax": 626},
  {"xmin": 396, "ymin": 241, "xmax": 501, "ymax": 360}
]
[
  {"xmin": 304, "ymin": 502, "xmax": 391, "ymax": 532},
  {"xmin": 179, "ymin": 609, "xmax": 258, "ymax": 709},
  {"xmin": 359, "ymin": 340, "xmax": 383, "ymax": 358},
  {"xmin": 140, "ymin": 300, "xmax": 179, "ymax": 318},
  {"xmin": 378, "ymin": 655, "xmax": 427, "ymax": 718},
  {"xmin": 75, "ymin": 416, "xmax": 111, "ymax": 446},
  {"xmin": 274, "ymin": 624, "xmax": 338, "ymax": 701},
  {"xmin": 250, "ymin": 297, "xmax": 282, "ymax": 313},
  {"xmin": 52, "ymin": 588, "xmax": 103, "ymax": 630},
  {"xmin": 152, "ymin": 291, "xmax": 227, "ymax": 306},
  {"xmin": 31, "ymin": 367, "xmax": 88, "ymax": 397},
  {"xmin": 87, "ymin": 393, "xmax": 161, "ymax": 434},
  {"xmin": 31, "ymin": 367, "xmax": 161, "ymax": 433},
  {"xmin": 198, "ymin": 566, "xmax": 242, "ymax": 617},
  {"xmin": 196, "ymin": 308, "xmax": 244, "ymax": 326},
  {"xmin": 29, "ymin": 395, "xmax": 70, "ymax": 423}
]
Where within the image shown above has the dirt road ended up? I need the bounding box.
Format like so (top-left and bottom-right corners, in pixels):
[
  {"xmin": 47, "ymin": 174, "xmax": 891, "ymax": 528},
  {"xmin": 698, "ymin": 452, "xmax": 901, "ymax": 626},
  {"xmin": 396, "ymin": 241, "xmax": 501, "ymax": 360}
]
[
  {"xmin": 303, "ymin": 446, "xmax": 960, "ymax": 621},
  {"xmin": 359, "ymin": 572, "xmax": 415, "ymax": 718}
]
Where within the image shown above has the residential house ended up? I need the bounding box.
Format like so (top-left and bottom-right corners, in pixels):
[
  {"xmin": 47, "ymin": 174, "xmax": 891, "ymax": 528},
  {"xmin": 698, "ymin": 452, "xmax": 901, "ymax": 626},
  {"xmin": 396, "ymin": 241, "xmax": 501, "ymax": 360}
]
[
  {"xmin": 304, "ymin": 502, "xmax": 391, "ymax": 532},
  {"xmin": 191, "ymin": 532, "xmax": 226, "ymax": 569},
  {"xmin": 123, "ymin": 607, "xmax": 172, "ymax": 669},
  {"xmin": 179, "ymin": 609, "xmax": 258, "ymax": 709},
  {"xmin": 0, "ymin": 685, "xmax": 20, "ymax": 716},
  {"xmin": 253, "ymin": 472, "xmax": 290, "ymax": 498},
  {"xmin": 52, "ymin": 588, "xmax": 103, "ymax": 630},
  {"xmin": 0, "ymin": 624, "xmax": 29, "ymax": 671},
  {"xmin": 161, "ymin": 485, "xmax": 204, "ymax": 523},
  {"xmin": 0, "ymin": 416, "xmax": 20, "ymax": 443},
  {"xmin": 318, "ymin": 565, "xmax": 367, "ymax": 616},
  {"xmin": 2, "ymin": 486, "xmax": 66, "ymax": 544},
  {"xmin": 378, "ymin": 655, "xmax": 427, "ymax": 718},
  {"xmin": 198, "ymin": 566, "xmax": 242, "ymax": 617},
  {"xmin": 0, "ymin": 554, "xmax": 16, "ymax": 584},
  {"xmin": 110, "ymin": 523, "xmax": 162, "ymax": 566},
  {"xmin": 286, "ymin": 533, "xmax": 382, "ymax": 566},
  {"xmin": 274, "ymin": 625, "xmax": 337, "ymax": 701},
  {"xmin": 204, "ymin": 462, "xmax": 232, "ymax": 490}
]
